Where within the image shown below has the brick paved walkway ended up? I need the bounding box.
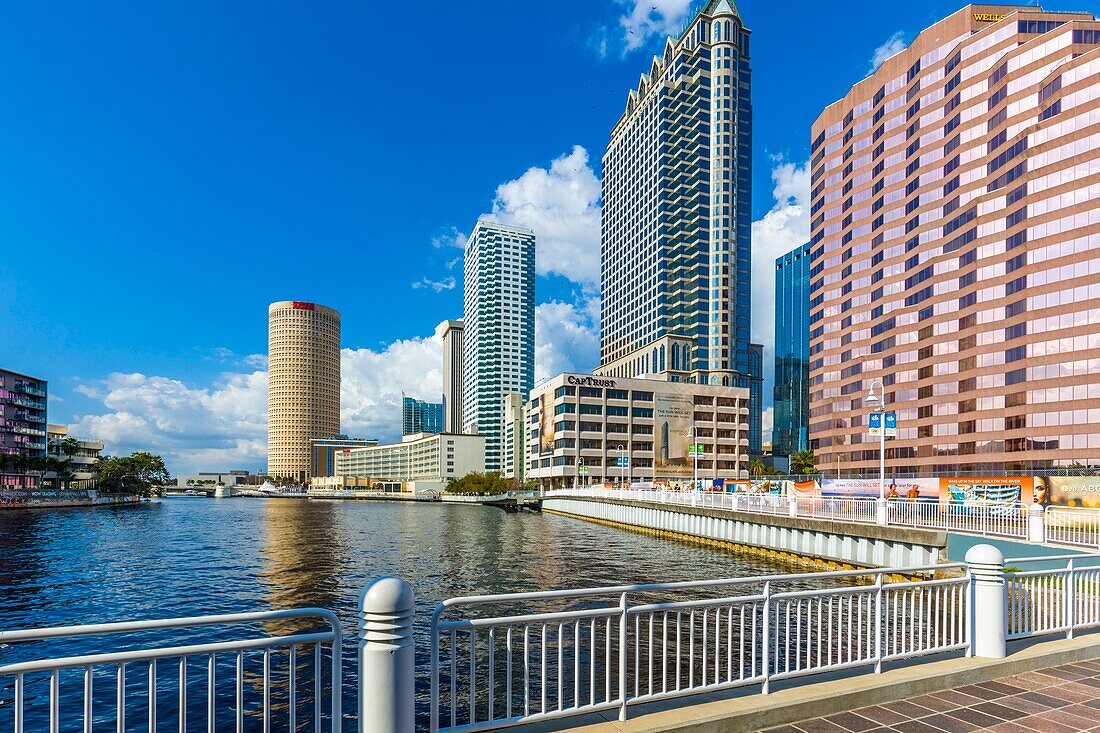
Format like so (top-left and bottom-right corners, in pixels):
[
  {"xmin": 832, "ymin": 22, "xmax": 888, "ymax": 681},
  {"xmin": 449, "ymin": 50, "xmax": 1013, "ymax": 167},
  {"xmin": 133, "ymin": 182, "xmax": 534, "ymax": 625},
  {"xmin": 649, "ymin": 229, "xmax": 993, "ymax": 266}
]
[{"xmin": 762, "ymin": 659, "xmax": 1100, "ymax": 732}]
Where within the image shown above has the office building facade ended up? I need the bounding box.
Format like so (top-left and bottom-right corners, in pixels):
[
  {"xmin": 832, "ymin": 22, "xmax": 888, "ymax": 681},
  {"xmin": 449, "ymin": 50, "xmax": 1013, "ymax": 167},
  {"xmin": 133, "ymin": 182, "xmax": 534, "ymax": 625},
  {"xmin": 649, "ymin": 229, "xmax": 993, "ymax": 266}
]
[
  {"xmin": 267, "ymin": 301, "xmax": 341, "ymax": 482},
  {"xmin": 526, "ymin": 373, "xmax": 750, "ymax": 489},
  {"xmin": 47, "ymin": 424, "xmax": 104, "ymax": 489},
  {"xmin": 809, "ymin": 5, "xmax": 1100, "ymax": 474},
  {"xmin": 773, "ymin": 243, "xmax": 812, "ymax": 457},
  {"xmin": 501, "ymin": 393, "xmax": 526, "ymax": 482},
  {"xmin": 462, "ymin": 221, "xmax": 535, "ymax": 471},
  {"xmin": 309, "ymin": 435, "xmax": 378, "ymax": 478},
  {"xmin": 0, "ymin": 369, "xmax": 47, "ymax": 489},
  {"xmin": 440, "ymin": 319, "xmax": 465, "ymax": 433},
  {"xmin": 333, "ymin": 432, "xmax": 486, "ymax": 493},
  {"xmin": 597, "ymin": 0, "xmax": 763, "ymax": 444},
  {"xmin": 401, "ymin": 395, "xmax": 443, "ymax": 436}
]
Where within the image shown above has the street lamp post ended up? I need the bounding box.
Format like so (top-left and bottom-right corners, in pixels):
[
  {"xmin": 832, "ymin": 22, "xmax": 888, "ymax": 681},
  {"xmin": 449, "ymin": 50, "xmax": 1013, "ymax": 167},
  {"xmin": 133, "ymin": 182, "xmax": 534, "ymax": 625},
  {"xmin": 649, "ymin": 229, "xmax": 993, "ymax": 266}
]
[
  {"xmin": 685, "ymin": 425, "xmax": 700, "ymax": 492},
  {"xmin": 617, "ymin": 445, "xmax": 626, "ymax": 489},
  {"xmin": 865, "ymin": 378, "xmax": 888, "ymax": 525}
]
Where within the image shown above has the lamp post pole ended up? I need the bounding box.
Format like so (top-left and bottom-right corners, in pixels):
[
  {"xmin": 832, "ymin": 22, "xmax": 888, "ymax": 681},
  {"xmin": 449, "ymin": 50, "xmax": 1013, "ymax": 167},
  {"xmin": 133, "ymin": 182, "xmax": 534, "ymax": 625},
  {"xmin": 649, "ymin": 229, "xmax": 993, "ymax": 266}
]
[
  {"xmin": 693, "ymin": 426, "xmax": 699, "ymax": 492},
  {"xmin": 866, "ymin": 378, "xmax": 888, "ymax": 525},
  {"xmin": 617, "ymin": 445, "xmax": 625, "ymax": 489}
]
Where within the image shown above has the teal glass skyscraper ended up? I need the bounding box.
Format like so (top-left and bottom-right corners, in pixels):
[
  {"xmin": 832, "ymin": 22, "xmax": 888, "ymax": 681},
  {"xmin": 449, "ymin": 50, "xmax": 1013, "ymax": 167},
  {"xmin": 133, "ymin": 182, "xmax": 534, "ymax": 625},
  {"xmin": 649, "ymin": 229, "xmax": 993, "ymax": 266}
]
[
  {"xmin": 773, "ymin": 243, "xmax": 811, "ymax": 457},
  {"xmin": 401, "ymin": 395, "xmax": 443, "ymax": 436},
  {"xmin": 462, "ymin": 220, "xmax": 536, "ymax": 472},
  {"xmin": 597, "ymin": 0, "xmax": 761, "ymax": 448}
]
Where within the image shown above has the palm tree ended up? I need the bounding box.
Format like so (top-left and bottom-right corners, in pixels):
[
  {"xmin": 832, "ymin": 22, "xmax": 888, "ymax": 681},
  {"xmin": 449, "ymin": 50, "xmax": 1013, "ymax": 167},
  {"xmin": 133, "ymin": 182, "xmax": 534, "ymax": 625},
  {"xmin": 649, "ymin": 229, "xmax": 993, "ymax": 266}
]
[
  {"xmin": 749, "ymin": 459, "xmax": 767, "ymax": 476},
  {"xmin": 790, "ymin": 450, "xmax": 818, "ymax": 475},
  {"xmin": 59, "ymin": 437, "xmax": 81, "ymax": 461},
  {"xmin": 54, "ymin": 459, "xmax": 76, "ymax": 491}
]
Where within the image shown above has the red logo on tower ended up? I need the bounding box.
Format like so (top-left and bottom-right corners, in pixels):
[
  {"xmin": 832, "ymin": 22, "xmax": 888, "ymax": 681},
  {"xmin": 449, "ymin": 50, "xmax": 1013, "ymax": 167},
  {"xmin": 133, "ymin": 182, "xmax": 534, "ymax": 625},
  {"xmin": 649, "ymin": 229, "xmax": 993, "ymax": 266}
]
[{"xmin": 292, "ymin": 301, "xmax": 316, "ymax": 310}]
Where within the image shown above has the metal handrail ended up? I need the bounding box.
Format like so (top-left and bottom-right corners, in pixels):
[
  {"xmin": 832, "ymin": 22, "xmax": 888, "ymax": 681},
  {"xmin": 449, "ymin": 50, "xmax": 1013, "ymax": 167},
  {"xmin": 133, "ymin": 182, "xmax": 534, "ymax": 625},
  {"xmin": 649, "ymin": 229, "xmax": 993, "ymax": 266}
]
[
  {"xmin": 429, "ymin": 562, "xmax": 968, "ymax": 732},
  {"xmin": 0, "ymin": 608, "xmax": 343, "ymax": 733}
]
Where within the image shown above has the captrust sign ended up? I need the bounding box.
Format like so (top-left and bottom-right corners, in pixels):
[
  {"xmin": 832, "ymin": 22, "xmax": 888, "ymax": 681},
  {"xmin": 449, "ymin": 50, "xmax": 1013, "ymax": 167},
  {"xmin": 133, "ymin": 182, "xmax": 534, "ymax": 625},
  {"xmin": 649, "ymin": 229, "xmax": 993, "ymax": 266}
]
[{"xmin": 566, "ymin": 375, "xmax": 618, "ymax": 388}]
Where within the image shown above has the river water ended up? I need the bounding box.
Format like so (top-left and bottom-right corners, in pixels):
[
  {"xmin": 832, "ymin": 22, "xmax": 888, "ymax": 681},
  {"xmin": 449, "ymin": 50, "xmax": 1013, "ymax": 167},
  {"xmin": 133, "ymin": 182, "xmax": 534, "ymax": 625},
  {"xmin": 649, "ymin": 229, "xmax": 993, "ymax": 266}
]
[{"xmin": 0, "ymin": 497, "xmax": 810, "ymax": 729}]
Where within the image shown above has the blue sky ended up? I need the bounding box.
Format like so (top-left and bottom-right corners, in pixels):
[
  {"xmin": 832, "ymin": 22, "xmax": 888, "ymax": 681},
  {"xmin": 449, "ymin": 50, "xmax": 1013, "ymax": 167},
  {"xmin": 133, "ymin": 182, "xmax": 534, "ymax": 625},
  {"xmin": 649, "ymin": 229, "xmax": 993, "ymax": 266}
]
[{"xmin": 0, "ymin": 0, "xmax": 1012, "ymax": 473}]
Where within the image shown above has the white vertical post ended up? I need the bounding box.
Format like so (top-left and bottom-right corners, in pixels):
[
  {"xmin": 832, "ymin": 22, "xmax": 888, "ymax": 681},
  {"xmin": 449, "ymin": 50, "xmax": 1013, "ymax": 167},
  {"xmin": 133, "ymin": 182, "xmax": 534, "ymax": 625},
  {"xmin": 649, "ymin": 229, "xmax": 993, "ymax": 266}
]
[
  {"xmin": 360, "ymin": 576, "xmax": 415, "ymax": 733},
  {"xmin": 1027, "ymin": 503, "xmax": 1045, "ymax": 544},
  {"xmin": 731, "ymin": 493, "xmax": 739, "ymax": 512},
  {"xmin": 965, "ymin": 544, "xmax": 1007, "ymax": 659},
  {"xmin": 618, "ymin": 592, "xmax": 628, "ymax": 721},
  {"xmin": 788, "ymin": 497, "xmax": 798, "ymax": 518}
]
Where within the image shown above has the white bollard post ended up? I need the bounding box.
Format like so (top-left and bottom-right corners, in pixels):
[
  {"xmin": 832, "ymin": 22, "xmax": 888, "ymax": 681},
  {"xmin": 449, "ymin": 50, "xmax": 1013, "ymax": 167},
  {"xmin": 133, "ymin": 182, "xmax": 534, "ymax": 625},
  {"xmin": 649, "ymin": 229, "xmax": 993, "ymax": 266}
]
[
  {"xmin": 966, "ymin": 544, "xmax": 1007, "ymax": 659},
  {"xmin": 876, "ymin": 498, "xmax": 888, "ymax": 526},
  {"xmin": 1027, "ymin": 503, "xmax": 1046, "ymax": 544},
  {"xmin": 360, "ymin": 576, "xmax": 415, "ymax": 733}
]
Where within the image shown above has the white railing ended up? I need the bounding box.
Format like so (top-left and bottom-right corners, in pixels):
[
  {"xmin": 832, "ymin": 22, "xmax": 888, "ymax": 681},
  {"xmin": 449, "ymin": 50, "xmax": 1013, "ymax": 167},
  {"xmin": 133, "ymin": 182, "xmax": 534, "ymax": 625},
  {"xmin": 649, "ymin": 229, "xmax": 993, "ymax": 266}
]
[
  {"xmin": 428, "ymin": 563, "xmax": 967, "ymax": 732},
  {"xmin": 1044, "ymin": 506, "xmax": 1100, "ymax": 548},
  {"xmin": 543, "ymin": 488, "xmax": 1100, "ymax": 548},
  {"xmin": 0, "ymin": 609, "xmax": 343, "ymax": 733},
  {"xmin": 1006, "ymin": 552, "xmax": 1100, "ymax": 641}
]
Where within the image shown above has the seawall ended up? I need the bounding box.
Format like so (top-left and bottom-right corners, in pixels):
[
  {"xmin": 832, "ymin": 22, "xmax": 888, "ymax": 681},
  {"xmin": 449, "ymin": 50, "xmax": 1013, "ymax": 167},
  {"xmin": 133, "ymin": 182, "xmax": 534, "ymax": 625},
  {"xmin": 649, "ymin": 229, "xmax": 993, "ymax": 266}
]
[{"xmin": 543, "ymin": 496, "xmax": 947, "ymax": 570}]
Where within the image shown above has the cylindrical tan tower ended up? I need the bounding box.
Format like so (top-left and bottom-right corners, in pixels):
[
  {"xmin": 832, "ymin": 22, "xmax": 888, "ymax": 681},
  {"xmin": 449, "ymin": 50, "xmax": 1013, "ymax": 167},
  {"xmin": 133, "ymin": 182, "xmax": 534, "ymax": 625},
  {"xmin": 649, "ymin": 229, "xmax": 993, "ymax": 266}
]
[{"xmin": 267, "ymin": 301, "xmax": 341, "ymax": 482}]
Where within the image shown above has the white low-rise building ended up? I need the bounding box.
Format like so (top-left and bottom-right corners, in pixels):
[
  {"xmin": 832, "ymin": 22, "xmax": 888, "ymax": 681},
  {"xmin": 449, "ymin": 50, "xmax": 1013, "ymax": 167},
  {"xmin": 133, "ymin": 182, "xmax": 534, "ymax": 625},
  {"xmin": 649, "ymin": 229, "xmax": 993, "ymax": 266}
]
[
  {"xmin": 527, "ymin": 374, "xmax": 750, "ymax": 490},
  {"xmin": 331, "ymin": 432, "xmax": 485, "ymax": 495}
]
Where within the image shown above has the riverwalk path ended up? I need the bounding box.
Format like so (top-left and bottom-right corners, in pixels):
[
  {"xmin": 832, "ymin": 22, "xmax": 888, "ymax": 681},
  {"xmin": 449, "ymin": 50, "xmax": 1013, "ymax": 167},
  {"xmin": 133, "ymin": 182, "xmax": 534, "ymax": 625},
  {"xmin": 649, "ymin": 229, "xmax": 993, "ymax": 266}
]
[{"xmin": 766, "ymin": 659, "xmax": 1100, "ymax": 733}]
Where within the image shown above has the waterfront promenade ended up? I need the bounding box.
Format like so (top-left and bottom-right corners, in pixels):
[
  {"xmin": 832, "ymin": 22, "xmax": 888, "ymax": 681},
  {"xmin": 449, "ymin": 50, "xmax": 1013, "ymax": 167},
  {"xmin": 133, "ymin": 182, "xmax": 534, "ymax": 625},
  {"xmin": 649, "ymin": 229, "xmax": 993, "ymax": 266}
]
[{"xmin": 3, "ymin": 497, "xmax": 1100, "ymax": 731}]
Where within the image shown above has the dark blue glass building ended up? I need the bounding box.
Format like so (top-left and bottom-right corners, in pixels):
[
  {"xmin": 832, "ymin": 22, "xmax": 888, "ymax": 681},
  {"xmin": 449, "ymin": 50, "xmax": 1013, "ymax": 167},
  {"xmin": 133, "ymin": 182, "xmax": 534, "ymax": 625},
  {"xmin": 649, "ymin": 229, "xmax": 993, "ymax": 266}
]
[{"xmin": 773, "ymin": 243, "xmax": 811, "ymax": 457}]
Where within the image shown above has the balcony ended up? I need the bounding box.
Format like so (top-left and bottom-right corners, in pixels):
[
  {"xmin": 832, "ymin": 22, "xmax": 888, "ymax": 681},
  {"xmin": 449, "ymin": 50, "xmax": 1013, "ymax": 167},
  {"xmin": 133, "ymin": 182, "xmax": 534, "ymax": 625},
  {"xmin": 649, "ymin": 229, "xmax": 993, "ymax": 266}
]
[
  {"xmin": 6, "ymin": 396, "xmax": 45, "ymax": 410},
  {"xmin": 13, "ymin": 426, "xmax": 46, "ymax": 437}
]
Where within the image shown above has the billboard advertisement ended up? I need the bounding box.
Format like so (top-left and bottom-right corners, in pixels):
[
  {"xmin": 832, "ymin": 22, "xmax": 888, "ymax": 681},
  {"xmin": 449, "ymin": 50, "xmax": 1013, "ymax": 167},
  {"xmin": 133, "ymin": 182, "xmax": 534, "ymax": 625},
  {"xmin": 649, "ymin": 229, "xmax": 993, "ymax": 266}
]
[
  {"xmin": 539, "ymin": 395, "xmax": 556, "ymax": 455},
  {"xmin": 820, "ymin": 477, "xmax": 939, "ymax": 500},
  {"xmin": 654, "ymin": 393, "xmax": 693, "ymax": 477},
  {"xmin": 1034, "ymin": 476, "xmax": 1100, "ymax": 508},
  {"xmin": 939, "ymin": 476, "xmax": 1033, "ymax": 506}
]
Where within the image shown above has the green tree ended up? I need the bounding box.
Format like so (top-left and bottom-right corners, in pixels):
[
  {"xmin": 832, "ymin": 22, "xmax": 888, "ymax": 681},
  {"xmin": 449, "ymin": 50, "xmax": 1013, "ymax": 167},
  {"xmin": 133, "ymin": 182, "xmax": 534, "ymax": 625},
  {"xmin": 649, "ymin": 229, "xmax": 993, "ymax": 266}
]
[
  {"xmin": 444, "ymin": 472, "xmax": 517, "ymax": 496},
  {"xmin": 790, "ymin": 450, "xmax": 818, "ymax": 475},
  {"xmin": 96, "ymin": 452, "xmax": 171, "ymax": 496},
  {"xmin": 749, "ymin": 459, "xmax": 767, "ymax": 476},
  {"xmin": 59, "ymin": 437, "xmax": 81, "ymax": 461}
]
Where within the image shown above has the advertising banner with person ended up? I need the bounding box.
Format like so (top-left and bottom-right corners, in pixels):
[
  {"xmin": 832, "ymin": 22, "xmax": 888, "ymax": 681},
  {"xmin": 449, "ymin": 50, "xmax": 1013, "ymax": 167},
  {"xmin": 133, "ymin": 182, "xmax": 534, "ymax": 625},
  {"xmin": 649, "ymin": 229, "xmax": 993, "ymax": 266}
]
[
  {"xmin": 939, "ymin": 476, "xmax": 1033, "ymax": 507},
  {"xmin": 654, "ymin": 393, "xmax": 693, "ymax": 477},
  {"xmin": 1034, "ymin": 476, "xmax": 1100, "ymax": 508},
  {"xmin": 539, "ymin": 396, "xmax": 556, "ymax": 455}
]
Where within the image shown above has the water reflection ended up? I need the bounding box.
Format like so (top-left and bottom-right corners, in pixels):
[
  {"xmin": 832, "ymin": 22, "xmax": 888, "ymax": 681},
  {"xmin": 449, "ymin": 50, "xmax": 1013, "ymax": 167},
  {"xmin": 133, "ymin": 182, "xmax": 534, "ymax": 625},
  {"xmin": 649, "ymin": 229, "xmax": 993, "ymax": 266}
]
[{"xmin": 0, "ymin": 498, "xmax": 809, "ymax": 730}]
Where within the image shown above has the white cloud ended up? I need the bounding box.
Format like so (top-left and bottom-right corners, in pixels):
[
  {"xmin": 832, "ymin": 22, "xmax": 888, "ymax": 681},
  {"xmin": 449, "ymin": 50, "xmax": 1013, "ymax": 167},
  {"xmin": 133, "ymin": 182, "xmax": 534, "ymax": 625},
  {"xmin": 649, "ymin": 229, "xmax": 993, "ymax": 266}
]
[
  {"xmin": 70, "ymin": 370, "xmax": 269, "ymax": 475},
  {"xmin": 869, "ymin": 31, "xmax": 906, "ymax": 74},
  {"xmin": 70, "ymin": 334, "xmax": 447, "ymax": 476},
  {"xmin": 411, "ymin": 276, "xmax": 457, "ymax": 292},
  {"xmin": 432, "ymin": 226, "xmax": 468, "ymax": 250},
  {"xmin": 761, "ymin": 406, "xmax": 774, "ymax": 439},
  {"xmin": 243, "ymin": 353, "xmax": 268, "ymax": 369},
  {"xmin": 534, "ymin": 298, "xmax": 600, "ymax": 383},
  {"xmin": 484, "ymin": 145, "xmax": 602, "ymax": 286},
  {"xmin": 341, "ymin": 336, "xmax": 443, "ymax": 440},
  {"xmin": 618, "ymin": 0, "xmax": 693, "ymax": 53},
  {"xmin": 750, "ymin": 158, "xmax": 810, "ymax": 355}
]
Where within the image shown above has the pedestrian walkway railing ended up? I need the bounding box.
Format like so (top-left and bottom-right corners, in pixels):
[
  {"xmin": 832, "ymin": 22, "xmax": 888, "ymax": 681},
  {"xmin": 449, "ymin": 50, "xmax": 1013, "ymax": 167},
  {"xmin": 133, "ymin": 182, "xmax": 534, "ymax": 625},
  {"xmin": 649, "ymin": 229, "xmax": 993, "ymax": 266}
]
[
  {"xmin": 3, "ymin": 544, "xmax": 1100, "ymax": 733},
  {"xmin": 1005, "ymin": 552, "xmax": 1100, "ymax": 642},
  {"xmin": 0, "ymin": 609, "xmax": 342, "ymax": 733},
  {"xmin": 428, "ymin": 562, "xmax": 967, "ymax": 732},
  {"xmin": 543, "ymin": 487, "xmax": 1100, "ymax": 548}
]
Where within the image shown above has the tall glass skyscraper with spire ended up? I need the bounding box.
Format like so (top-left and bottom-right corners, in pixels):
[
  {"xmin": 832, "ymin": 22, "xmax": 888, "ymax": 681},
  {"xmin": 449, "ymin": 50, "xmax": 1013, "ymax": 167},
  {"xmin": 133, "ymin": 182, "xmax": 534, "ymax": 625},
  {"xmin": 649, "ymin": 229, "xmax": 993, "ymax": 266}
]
[{"xmin": 597, "ymin": 0, "xmax": 763, "ymax": 453}]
